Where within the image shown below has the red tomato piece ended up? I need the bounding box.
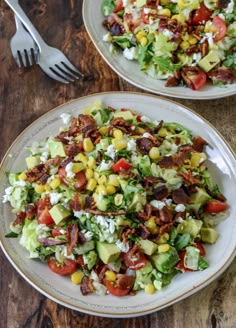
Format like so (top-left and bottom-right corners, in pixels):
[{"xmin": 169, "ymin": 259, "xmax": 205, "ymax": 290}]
[
  {"xmin": 58, "ymin": 167, "xmax": 69, "ymax": 186},
  {"xmin": 111, "ymin": 158, "xmax": 132, "ymax": 172},
  {"xmin": 105, "ymin": 279, "xmax": 130, "ymax": 297},
  {"xmin": 204, "ymin": 199, "xmax": 228, "ymax": 213},
  {"xmin": 114, "ymin": 0, "xmax": 124, "ymax": 12},
  {"xmin": 51, "ymin": 227, "xmax": 65, "ymax": 237},
  {"xmin": 48, "ymin": 259, "xmax": 77, "ymax": 275},
  {"xmin": 192, "ymin": 3, "xmax": 212, "ymax": 25},
  {"xmin": 136, "ymin": 115, "xmax": 142, "ymax": 122},
  {"xmin": 181, "ymin": 67, "xmax": 207, "ymax": 90},
  {"xmin": 212, "ymin": 16, "xmax": 227, "ymax": 42},
  {"xmin": 195, "ymin": 241, "xmax": 206, "ymax": 257},
  {"xmin": 122, "ymin": 247, "xmax": 147, "ymax": 271},
  {"xmin": 36, "ymin": 199, "xmax": 54, "ymax": 226},
  {"xmin": 74, "ymin": 171, "xmax": 87, "ymax": 190},
  {"xmin": 175, "ymin": 250, "xmax": 194, "ymax": 272}
]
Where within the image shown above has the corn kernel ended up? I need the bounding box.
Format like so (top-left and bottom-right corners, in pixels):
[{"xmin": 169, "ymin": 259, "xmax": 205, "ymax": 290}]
[
  {"xmin": 114, "ymin": 194, "xmax": 123, "ymax": 206},
  {"xmin": 49, "ymin": 177, "xmax": 61, "ymax": 189},
  {"xmin": 149, "ymin": 147, "xmax": 160, "ymax": 160},
  {"xmin": 106, "ymin": 185, "xmax": 116, "ymax": 195},
  {"xmin": 158, "ymin": 244, "xmax": 170, "ymax": 253},
  {"xmin": 35, "ymin": 184, "xmax": 45, "ymax": 194},
  {"xmin": 145, "ymin": 216, "xmax": 158, "ymax": 234},
  {"xmin": 105, "ymin": 271, "xmax": 117, "ymax": 282},
  {"xmin": 85, "ymin": 168, "xmax": 94, "ymax": 179},
  {"xmin": 160, "ymin": 0, "xmax": 169, "ymax": 4},
  {"xmin": 83, "ymin": 137, "xmax": 94, "ymax": 152},
  {"xmin": 87, "ymin": 156, "xmax": 96, "ymax": 169},
  {"xmin": 113, "ymin": 129, "xmax": 124, "ymax": 140},
  {"xmin": 44, "ymin": 184, "xmax": 51, "ymax": 191},
  {"xmin": 191, "ymin": 152, "xmax": 207, "ymax": 167},
  {"xmin": 71, "ymin": 271, "xmax": 84, "ymax": 285},
  {"xmin": 98, "ymin": 175, "xmax": 107, "ymax": 185},
  {"xmin": 157, "ymin": 233, "xmax": 170, "ymax": 244},
  {"xmin": 74, "ymin": 153, "xmax": 88, "ymax": 164},
  {"xmin": 96, "ymin": 185, "xmax": 107, "ymax": 195},
  {"xmin": 177, "ymin": 0, "xmax": 199, "ymax": 10},
  {"xmin": 188, "ymin": 35, "xmax": 198, "ymax": 45},
  {"xmin": 158, "ymin": 127, "xmax": 168, "ymax": 137},
  {"xmin": 116, "ymin": 217, "xmax": 131, "ymax": 226},
  {"xmin": 72, "ymin": 162, "xmax": 85, "ymax": 173},
  {"xmin": 99, "ymin": 126, "xmax": 109, "ymax": 135},
  {"xmin": 180, "ymin": 40, "xmax": 190, "ymax": 50},
  {"xmin": 112, "ymin": 138, "xmax": 127, "ymax": 150},
  {"xmin": 140, "ymin": 36, "xmax": 148, "ymax": 46},
  {"xmin": 172, "ymin": 13, "xmax": 186, "ymax": 24},
  {"xmin": 74, "ymin": 134, "xmax": 83, "ymax": 143},
  {"xmin": 136, "ymin": 30, "xmax": 146, "ymax": 41},
  {"xmin": 18, "ymin": 172, "xmax": 27, "ymax": 181},
  {"xmin": 144, "ymin": 283, "xmax": 156, "ymax": 294},
  {"xmin": 108, "ymin": 174, "xmax": 120, "ymax": 187},
  {"xmin": 86, "ymin": 178, "xmax": 97, "ymax": 191},
  {"xmin": 157, "ymin": 8, "xmax": 171, "ymax": 17}
]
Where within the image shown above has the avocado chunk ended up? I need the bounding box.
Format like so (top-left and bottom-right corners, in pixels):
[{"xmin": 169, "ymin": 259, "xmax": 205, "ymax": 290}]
[
  {"xmin": 25, "ymin": 156, "xmax": 41, "ymax": 169},
  {"xmin": 198, "ymin": 51, "xmax": 221, "ymax": 72},
  {"xmin": 49, "ymin": 204, "xmax": 71, "ymax": 224},
  {"xmin": 48, "ymin": 139, "xmax": 66, "ymax": 158},
  {"xmin": 177, "ymin": 219, "xmax": 203, "ymax": 238},
  {"xmin": 138, "ymin": 239, "xmax": 158, "ymax": 256},
  {"xmin": 129, "ymin": 193, "xmax": 146, "ymax": 211},
  {"xmin": 136, "ymin": 0, "xmax": 146, "ymax": 7},
  {"xmin": 76, "ymin": 240, "xmax": 95, "ymax": 255},
  {"xmin": 113, "ymin": 110, "xmax": 133, "ymax": 121},
  {"xmin": 190, "ymin": 187, "xmax": 211, "ymax": 205},
  {"xmin": 97, "ymin": 242, "xmax": 120, "ymax": 264},
  {"xmin": 201, "ymin": 227, "xmax": 219, "ymax": 244},
  {"xmin": 151, "ymin": 246, "xmax": 179, "ymax": 273}
]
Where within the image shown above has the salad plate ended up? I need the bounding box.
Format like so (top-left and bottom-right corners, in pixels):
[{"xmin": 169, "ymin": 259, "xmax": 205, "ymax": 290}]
[
  {"xmin": 0, "ymin": 92, "xmax": 236, "ymax": 318},
  {"xmin": 82, "ymin": 1, "xmax": 236, "ymax": 100}
]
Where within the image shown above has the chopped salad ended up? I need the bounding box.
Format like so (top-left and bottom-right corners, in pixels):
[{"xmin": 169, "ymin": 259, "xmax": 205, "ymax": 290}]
[
  {"xmin": 101, "ymin": 0, "xmax": 236, "ymax": 90},
  {"xmin": 3, "ymin": 100, "xmax": 228, "ymax": 297}
]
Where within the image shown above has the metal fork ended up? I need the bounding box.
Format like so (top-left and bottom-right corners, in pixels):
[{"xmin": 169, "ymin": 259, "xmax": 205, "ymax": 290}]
[
  {"xmin": 11, "ymin": 15, "xmax": 39, "ymax": 67},
  {"xmin": 5, "ymin": 0, "xmax": 83, "ymax": 83}
]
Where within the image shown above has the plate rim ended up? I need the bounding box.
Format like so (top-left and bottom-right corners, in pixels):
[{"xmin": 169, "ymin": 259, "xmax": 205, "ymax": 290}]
[
  {"xmin": 82, "ymin": 1, "xmax": 236, "ymax": 100},
  {"xmin": 1, "ymin": 91, "xmax": 236, "ymax": 318}
]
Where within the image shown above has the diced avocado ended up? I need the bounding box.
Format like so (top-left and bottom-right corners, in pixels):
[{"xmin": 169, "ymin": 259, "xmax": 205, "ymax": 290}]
[
  {"xmin": 113, "ymin": 110, "xmax": 133, "ymax": 121},
  {"xmin": 138, "ymin": 239, "xmax": 158, "ymax": 256},
  {"xmin": 93, "ymin": 194, "xmax": 109, "ymax": 211},
  {"xmin": 201, "ymin": 227, "xmax": 219, "ymax": 244},
  {"xmin": 25, "ymin": 156, "xmax": 41, "ymax": 169},
  {"xmin": 140, "ymin": 260, "xmax": 153, "ymax": 274},
  {"xmin": 198, "ymin": 51, "xmax": 220, "ymax": 72},
  {"xmin": 96, "ymin": 242, "xmax": 120, "ymax": 264},
  {"xmin": 129, "ymin": 193, "xmax": 146, "ymax": 211},
  {"xmin": 190, "ymin": 187, "xmax": 211, "ymax": 205},
  {"xmin": 177, "ymin": 219, "xmax": 203, "ymax": 238},
  {"xmin": 151, "ymin": 246, "xmax": 179, "ymax": 273},
  {"xmin": 136, "ymin": 0, "xmax": 146, "ymax": 7},
  {"xmin": 75, "ymin": 240, "xmax": 95, "ymax": 255},
  {"xmin": 49, "ymin": 204, "xmax": 71, "ymax": 224},
  {"xmin": 47, "ymin": 139, "xmax": 66, "ymax": 158}
]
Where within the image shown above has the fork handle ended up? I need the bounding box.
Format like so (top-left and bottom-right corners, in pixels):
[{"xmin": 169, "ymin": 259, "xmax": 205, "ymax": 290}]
[{"xmin": 5, "ymin": 0, "xmax": 46, "ymax": 52}]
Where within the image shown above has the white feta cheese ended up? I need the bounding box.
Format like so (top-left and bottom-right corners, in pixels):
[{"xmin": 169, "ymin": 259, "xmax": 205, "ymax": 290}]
[
  {"xmin": 162, "ymin": 29, "xmax": 175, "ymax": 40},
  {"xmin": 143, "ymin": 7, "xmax": 152, "ymax": 14},
  {"xmin": 103, "ymin": 32, "xmax": 112, "ymax": 42},
  {"xmin": 65, "ymin": 162, "xmax": 75, "ymax": 179},
  {"xmin": 60, "ymin": 113, "xmax": 71, "ymax": 125},
  {"xmin": 175, "ymin": 204, "xmax": 186, "ymax": 212},
  {"xmin": 192, "ymin": 52, "xmax": 202, "ymax": 65},
  {"xmin": 176, "ymin": 216, "xmax": 184, "ymax": 223},
  {"xmin": 127, "ymin": 139, "xmax": 137, "ymax": 152},
  {"xmin": 105, "ymin": 144, "xmax": 116, "ymax": 160},
  {"xmin": 116, "ymin": 240, "xmax": 130, "ymax": 253},
  {"xmin": 82, "ymin": 230, "xmax": 93, "ymax": 241},
  {"xmin": 141, "ymin": 115, "xmax": 151, "ymax": 123},
  {"xmin": 15, "ymin": 181, "xmax": 28, "ymax": 187},
  {"xmin": 99, "ymin": 160, "xmax": 113, "ymax": 171},
  {"xmin": 123, "ymin": 47, "xmax": 137, "ymax": 60},
  {"xmin": 49, "ymin": 192, "xmax": 62, "ymax": 205},
  {"xmin": 2, "ymin": 186, "xmax": 13, "ymax": 203},
  {"xmin": 36, "ymin": 224, "xmax": 50, "ymax": 239},
  {"xmin": 40, "ymin": 151, "xmax": 49, "ymax": 163},
  {"xmin": 143, "ymin": 132, "xmax": 152, "ymax": 138},
  {"xmin": 150, "ymin": 200, "xmax": 166, "ymax": 210},
  {"xmin": 73, "ymin": 210, "xmax": 87, "ymax": 218}
]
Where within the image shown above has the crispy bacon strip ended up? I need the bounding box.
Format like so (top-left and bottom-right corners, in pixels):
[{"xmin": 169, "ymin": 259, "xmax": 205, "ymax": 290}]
[
  {"xmin": 159, "ymin": 206, "xmax": 173, "ymax": 222},
  {"xmin": 66, "ymin": 224, "xmax": 79, "ymax": 256},
  {"xmin": 26, "ymin": 164, "xmax": 49, "ymax": 183},
  {"xmin": 172, "ymin": 188, "xmax": 190, "ymax": 204},
  {"xmin": 192, "ymin": 136, "xmax": 208, "ymax": 152},
  {"xmin": 38, "ymin": 238, "xmax": 66, "ymax": 246},
  {"xmin": 154, "ymin": 185, "xmax": 169, "ymax": 200},
  {"xmin": 12, "ymin": 211, "xmax": 26, "ymax": 227},
  {"xmin": 80, "ymin": 276, "xmax": 94, "ymax": 296},
  {"xmin": 178, "ymin": 171, "xmax": 200, "ymax": 186},
  {"xmin": 85, "ymin": 209, "xmax": 126, "ymax": 216}
]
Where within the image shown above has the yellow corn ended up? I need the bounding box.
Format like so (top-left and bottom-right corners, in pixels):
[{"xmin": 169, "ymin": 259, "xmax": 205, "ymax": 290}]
[
  {"xmin": 83, "ymin": 137, "xmax": 94, "ymax": 152},
  {"xmin": 191, "ymin": 153, "xmax": 207, "ymax": 167},
  {"xmin": 157, "ymin": 8, "xmax": 171, "ymax": 17},
  {"xmin": 145, "ymin": 216, "xmax": 159, "ymax": 234},
  {"xmin": 172, "ymin": 13, "xmax": 186, "ymax": 24},
  {"xmin": 87, "ymin": 156, "xmax": 96, "ymax": 169},
  {"xmin": 105, "ymin": 271, "xmax": 117, "ymax": 282},
  {"xmin": 72, "ymin": 162, "xmax": 85, "ymax": 173},
  {"xmin": 158, "ymin": 127, "xmax": 168, "ymax": 137},
  {"xmin": 157, "ymin": 233, "xmax": 170, "ymax": 244},
  {"xmin": 188, "ymin": 35, "xmax": 198, "ymax": 45},
  {"xmin": 177, "ymin": 0, "xmax": 200, "ymax": 10},
  {"xmin": 85, "ymin": 168, "xmax": 94, "ymax": 179},
  {"xmin": 98, "ymin": 175, "xmax": 107, "ymax": 185},
  {"xmin": 35, "ymin": 184, "xmax": 45, "ymax": 194},
  {"xmin": 160, "ymin": 0, "xmax": 169, "ymax": 4},
  {"xmin": 136, "ymin": 30, "xmax": 146, "ymax": 41},
  {"xmin": 149, "ymin": 147, "xmax": 160, "ymax": 160},
  {"xmin": 180, "ymin": 40, "xmax": 190, "ymax": 50},
  {"xmin": 106, "ymin": 185, "xmax": 116, "ymax": 195},
  {"xmin": 140, "ymin": 36, "xmax": 148, "ymax": 46},
  {"xmin": 86, "ymin": 178, "xmax": 97, "ymax": 191},
  {"xmin": 18, "ymin": 172, "xmax": 27, "ymax": 181},
  {"xmin": 96, "ymin": 185, "xmax": 107, "ymax": 195},
  {"xmin": 49, "ymin": 176, "xmax": 61, "ymax": 189},
  {"xmin": 74, "ymin": 153, "xmax": 88, "ymax": 164},
  {"xmin": 108, "ymin": 174, "xmax": 120, "ymax": 187},
  {"xmin": 158, "ymin": 244, "xmax": 170, "ymax": 253},
  {"xmin": 99, "ymin": 126, "xmax": 108, "ymax": 135},
  {"xmin": 116, "ymin": 217, "xmax": 131, "ymax": 226},
  {"xmin": 112, "ymin": 138, "xmax": 127, "ymax": 150},
  {"xmin": 113, "ymin": 129, "xmax": 124, "ymax": 140},
  {"xmin": 44, "ymin": 184, "xmax": 51, "ymax": 192},
  {"xmin": 74, "ymin": 133, "xmax": 83, "ymax": 143},
  {"xmin": 124, "ymin": 21, "xmax": 130, "ymax": 33},
  {"xmin": 144, "ymin": 283, "xmax": 156, "ymax": 294},
  {"xmin": 71, "ymin": 271, "xmax": 84, "ymax": 285}
]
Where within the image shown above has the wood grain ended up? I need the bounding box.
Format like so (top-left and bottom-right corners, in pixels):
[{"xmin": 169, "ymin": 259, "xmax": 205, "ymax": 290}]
[{"xmin": 0, "ymin": 1, "xmax": 236, "ymax": 327}]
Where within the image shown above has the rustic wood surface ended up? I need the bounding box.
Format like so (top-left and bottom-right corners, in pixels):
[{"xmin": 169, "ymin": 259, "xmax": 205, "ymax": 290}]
[{"xmin": 0, "ymin": 1, "xmax": 236, "ymax": 327}]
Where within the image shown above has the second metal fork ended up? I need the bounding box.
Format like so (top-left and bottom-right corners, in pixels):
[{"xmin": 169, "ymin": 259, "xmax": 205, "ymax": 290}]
[{"xmin": 10, "ymin": 15, "xmax": 39, "ymax": 68}]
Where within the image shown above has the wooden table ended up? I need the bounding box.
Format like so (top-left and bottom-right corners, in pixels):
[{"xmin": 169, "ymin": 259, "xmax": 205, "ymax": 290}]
[{"xmin": 0, "ymin": 1, "xmax": 236, "ymax": 327}]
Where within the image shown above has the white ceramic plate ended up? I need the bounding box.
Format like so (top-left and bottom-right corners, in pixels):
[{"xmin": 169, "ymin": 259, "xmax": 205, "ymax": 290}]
[
  {"xmin": 82, "ymin": 1, "xmax": 236, "ymax": 100},
  {"xmin": 0, "ymin": 92, "xmax": 236, "ymax": 318}
]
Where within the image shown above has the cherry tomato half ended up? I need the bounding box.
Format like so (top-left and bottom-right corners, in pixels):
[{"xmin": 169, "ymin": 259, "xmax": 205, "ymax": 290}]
[
  {"xmin": 48, "ymin": 259, "xmax": 77, "ymax": 275},
  {"xmin": 204, "ymin": 199, "xmax": 228, "ymax": 213},
  {"xmin": 114, "ymin": 0, "xmax": 124, "ymax": 13},
  {"xmin": 105, "ymin": 279, "xmax": 130, "ymax": 297},
  {"xmin": 111, "ymin": 158, "xmax": 132, "ymax": 172},
  {"xmin": 192, "ymin": 3, "xmax": 212, "ymax": 25},
  {"xmin": 181, "ymin": 67, "xmax": 207, "ymax": 90},
  {"xmin": 212, "ymin": 16, "xmax": 227, "ymax": 42},
  {"xmin": 122, "ymin": 248, "xmax": 147, "ymax": 270},
  {"xmin": 74, "ymin": 171, "xmax": 87, "ymax": 190},
  {"xmin": 58, "ymin": 167, "xmax": 69, "ymax": 186},
  {"xmin": 195, "ymin": 241, "xmax": 206, "ymax": 257},
  {"xmin": 36, "ymin": 199, "xmax": 54, "ymax": 226}
]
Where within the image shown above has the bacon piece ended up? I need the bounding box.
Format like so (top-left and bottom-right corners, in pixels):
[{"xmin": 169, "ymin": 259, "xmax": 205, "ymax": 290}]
[
  {"xmin": 86, "ymin": 209, "xmax": 126, "ymax": 216},
  {"xmin": 25, "ymin": 204, "xmax": 36, "ymax": 219},
  {"xmin": 66, "ymin": 224, "xmax": 79, "ymax": 256},
  {"xmin": 155, "ymin": 120, "xmax": 164, "ymax": 133},
  {"xmin": 45, "ymin": 155, "xmax": 62, "ymax": 168},
  {"xmin": 84, "ymin": 196, "xmax": 96, "ymax": 209},
  {"xmin": 80, "ymin": 276, "xmax": 94, "ymax": 296},
  {"xmin": 38, "ymin": 238, "xmax": 66, "ymax": 246},
  {"xmin": 60, "ymin": 157, "xmax": 72, "ymax": 168},
  {"xmin": 26, "ymin": 164, "xmax": 49, "ymax": 183},
  {"xmin": 116, "ymin": 275, "xmax": 135, "ymax": 290},
  {"xmin": 159, "ymin": 156, "xmax": 175, "ymax": 168},
  {"xmin": 139, "ymin": 223, "xmax": 151, "ymax": 239},
  {"xmin": 159, "ymin": 222, "xmax": 173, "ymax": 235},
  {"xmin": 154, "ymin": 185, "xmax": 169, "ymax": 200},
  {"xmin": 172, "ymin": 188, "xmax": 191, "ymax": 204},
  {"xmin": 55, "ymin": 131, "xmax": 72, "ymax": 144},
  {"xmin": 173, "ymin": 145, "xmax": 192, "ymax": 166},
  {"xmin": 165, "ymin": 76, "xmax": 179, "ymax": 87},
  {"xmin": 192, "ymin": 136, "xmax": 208, "ymax": 152},
  {"xmin": 208, "ymin": 67, "xmax": 235, "ymax": 84},
  {"xmin": 110, "ymin": 117, "xmax": 134, "ymax": 134},
  {"xmin": 64, "ymin": 144, "xmax": 81, "ymax": 157},
  {"xmin": 217, "ymin": 0, "xmax": 230, "ymax": 8},
  {"xmin": 12, "ymin": 211, "xmax": 26, "ymax": 226},
  {"xmin": 70, "ymin": 194, "xmax": 82, "ymax": 211},
  {"xmin": 121, "ymin": 227, "xmax": 136, "ymax": 243},
  {"xmin": 178, "ymin": 171, "xmax": 200, "ymax": 186},
  {"xmin": 78, "ymin": 231, "xmax": 87, "ymax": 244},
  {"xmin": 159, "ymin": 206, "xmax": 173, "ymax": 222},
  {"xmin": 136, "ymin": 138, "xmax": 154, "ymax": 154}
]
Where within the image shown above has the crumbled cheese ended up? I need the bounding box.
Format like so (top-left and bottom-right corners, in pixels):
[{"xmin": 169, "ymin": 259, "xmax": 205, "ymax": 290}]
[
  {"xmin": 73, "ymin": 210, "xmax": 87, "ymax": 218},
  {"xmin": 162, "ymin": 29, "xmax": 175, "ymax": 40},
  {"xmin": 36, "ymin": 224, "xmax": 50, "ymax": 239},
  {"xmin": 123, "ymin": 47, "xmax": 137, "ymax": 60},
  {"xmin": 40, "ymin": 151, "xmax": 49, "ymax": 163},
  {"xmin": 96, "ymin": 215, "xmax": 115, "ymax": 234},
  {"xmin": 65, "ymin": 162, "xmax": 75, "ymax": 179},
  {"xmin": 60, "ymin": 113, "xmax": 71, "ymax": 124},
  {"xmin": 103, "ymin": 32, "xmax": 112, "ymax": 42},
  {"xmin": 224, "ymin": 0, "xmax": 234, "ymax": 13},
  {"xmin": 192, "ymin": 52, "xmax": 202, "ymax": 65},
  {"xmin": 175, "ymin": 204, "xmax": 186, "ymax": 212},
  {"xmin": 49, "ymin": 192, "xmax": 62, "ymax": 205},
  {"xmin": 82, "ymin": 230, "xmax": 93, "ymax": 241},
  {"xmin": 176, "ymin": 216, "xmax": 184, "ymax": 223},
  {"xmin": 99, "ymin": 160, "xmax": 113, "ymax": 171},
  {"xmin": 141, "ymin": 115, "xmax": 151, "ymax": 123},
  {"xmin": 15, "ymin": 181, "xmax": 28, "ymax": 187},
  {"xmin": 143, "ymin": 7, "xmax": 152, "ymax": 14},
  {"xmin": 116, "ymin": 240, "xmax": 130, "ymax": 253},
  {"xmin": 105, "ymin": 145, "xmax": 116, "ymax": 160},
  {"xmin": 127, "ymin": 139, "xmax": 137, "ymax": 152},
  {"xmin": 150, "ymin": 200, "xmax": 166, "ymax": 210},
  {"xmin": 143, "ymin": 132, "xmax": 152, "ymax": 138},
  {"xmin": 2, "ymin": 186, "xmax": 13, "ymax": 203}
]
